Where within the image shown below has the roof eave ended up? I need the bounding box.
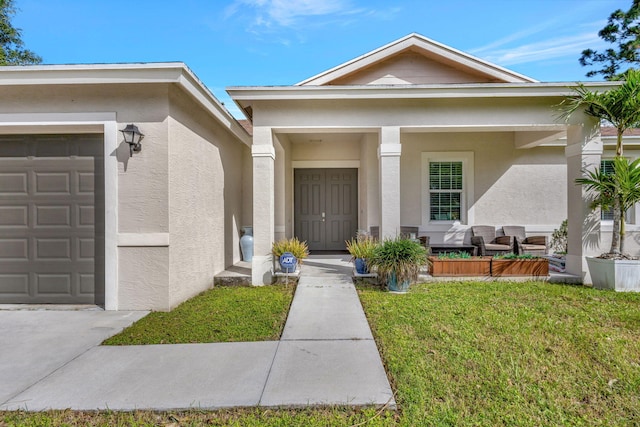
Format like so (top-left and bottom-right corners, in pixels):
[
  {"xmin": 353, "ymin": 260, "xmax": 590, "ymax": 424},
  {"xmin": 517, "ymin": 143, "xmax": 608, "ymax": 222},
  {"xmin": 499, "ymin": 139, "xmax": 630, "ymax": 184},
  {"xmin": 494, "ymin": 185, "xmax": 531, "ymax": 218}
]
[
  {"xmin": 0, "ymin": 63, "xmax": 251, "ymax": 145},
  {"xmin": 228, "ymin": 81, "xmax": 622, "ymax": 104}
]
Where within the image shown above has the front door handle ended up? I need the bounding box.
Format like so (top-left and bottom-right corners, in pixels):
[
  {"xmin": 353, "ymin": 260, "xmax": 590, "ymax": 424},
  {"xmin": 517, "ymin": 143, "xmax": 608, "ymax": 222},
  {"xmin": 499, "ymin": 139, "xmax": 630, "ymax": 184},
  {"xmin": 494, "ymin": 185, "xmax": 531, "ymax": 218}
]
[{"xmin": 322, "ymin": 212, "xmax": 325, "ymax": 222}]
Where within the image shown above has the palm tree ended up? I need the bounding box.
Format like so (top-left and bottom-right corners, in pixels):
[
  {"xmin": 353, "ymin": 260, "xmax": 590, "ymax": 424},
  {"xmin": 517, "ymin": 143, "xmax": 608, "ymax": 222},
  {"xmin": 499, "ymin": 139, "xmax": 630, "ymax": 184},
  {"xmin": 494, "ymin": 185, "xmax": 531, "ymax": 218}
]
[
  {"xmin": 576, "ymin": 157, "xmax": 640, "ymax": 254},
  {"xmin": 558, "ymin": 69, "xmax": 640, "ymax": 255}
]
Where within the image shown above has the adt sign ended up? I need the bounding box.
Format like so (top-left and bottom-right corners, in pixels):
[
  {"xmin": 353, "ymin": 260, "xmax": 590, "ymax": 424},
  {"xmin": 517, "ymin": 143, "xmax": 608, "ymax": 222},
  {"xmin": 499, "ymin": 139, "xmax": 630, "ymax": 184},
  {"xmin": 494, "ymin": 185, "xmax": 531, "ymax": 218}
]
[{"xmin": 279, "ymin": 252, "xmax": 297, "ymax": 273}]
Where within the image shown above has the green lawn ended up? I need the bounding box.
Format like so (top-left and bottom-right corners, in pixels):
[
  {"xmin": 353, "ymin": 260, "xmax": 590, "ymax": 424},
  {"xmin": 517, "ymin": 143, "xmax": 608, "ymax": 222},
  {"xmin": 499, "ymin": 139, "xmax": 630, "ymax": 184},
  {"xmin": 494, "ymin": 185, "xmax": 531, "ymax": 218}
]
[
  {"xmin": 3, "ymin": 281, "xmax": 640, "ymax": 426},
  {"xmin": 103, "ymin": 284, "xmax": 295, "ymax": 345},
  {"xmin": 359, "ymin": 281, "xmax": 640, "ymax": 426}
]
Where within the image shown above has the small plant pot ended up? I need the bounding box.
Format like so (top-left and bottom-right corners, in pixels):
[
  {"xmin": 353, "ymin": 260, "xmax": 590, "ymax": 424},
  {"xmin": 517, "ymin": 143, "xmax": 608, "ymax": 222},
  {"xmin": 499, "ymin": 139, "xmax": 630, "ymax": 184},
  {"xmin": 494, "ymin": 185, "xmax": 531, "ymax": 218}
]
[
  {"xmin": 354, "ymin": 258, "xmax": 369, "ymax": 274},
  {"xmin": 429, "ymin": 256, "xmax": 491, "ymax": 277},
  {"xmin": 387, "ymin": 271, "xmax": 410, "ymax": 293}
]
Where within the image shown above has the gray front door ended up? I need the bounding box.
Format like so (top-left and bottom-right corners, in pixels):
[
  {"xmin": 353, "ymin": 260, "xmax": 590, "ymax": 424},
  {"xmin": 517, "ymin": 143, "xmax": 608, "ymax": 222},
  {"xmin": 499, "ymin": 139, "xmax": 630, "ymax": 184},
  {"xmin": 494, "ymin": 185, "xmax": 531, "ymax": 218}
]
[
  {"xmin": 294, "ymin": 168, "xmax": 358, "ymax": 251},
  {"xmin": 0, "ymin": 135, "xmax": 104, "ymax": 304}
]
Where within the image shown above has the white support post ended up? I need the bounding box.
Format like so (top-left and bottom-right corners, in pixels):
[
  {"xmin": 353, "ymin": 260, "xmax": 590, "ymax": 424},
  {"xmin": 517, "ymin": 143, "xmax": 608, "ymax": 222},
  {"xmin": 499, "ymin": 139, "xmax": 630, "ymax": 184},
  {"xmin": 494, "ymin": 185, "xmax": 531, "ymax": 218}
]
[
  {"xmin": 565, "ymin": 120, "xmax": 603, "ymax": 283},
  {"xmin": 378, "ymin": 127, "xmax": 402, "ymax": 239},
  {"xmin": 251, "ymin": 127, "xmax": 275, "ymax": 285}
]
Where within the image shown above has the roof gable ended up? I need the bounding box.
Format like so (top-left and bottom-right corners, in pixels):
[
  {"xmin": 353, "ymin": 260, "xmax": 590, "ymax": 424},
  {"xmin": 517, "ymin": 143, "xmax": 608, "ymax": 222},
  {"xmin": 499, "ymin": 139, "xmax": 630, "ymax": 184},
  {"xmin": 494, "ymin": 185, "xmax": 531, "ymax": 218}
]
[{"xmin": 297, "ymin": 33, "xmax": 537, "ymax": 86}]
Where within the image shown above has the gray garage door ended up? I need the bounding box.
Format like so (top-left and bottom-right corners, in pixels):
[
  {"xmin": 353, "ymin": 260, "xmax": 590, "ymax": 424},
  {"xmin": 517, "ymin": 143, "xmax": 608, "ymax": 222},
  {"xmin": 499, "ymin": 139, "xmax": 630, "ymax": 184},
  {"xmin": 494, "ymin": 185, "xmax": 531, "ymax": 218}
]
[{"xmin": 0, "ymin": 134, "xmax": 104, "ymax": 304}]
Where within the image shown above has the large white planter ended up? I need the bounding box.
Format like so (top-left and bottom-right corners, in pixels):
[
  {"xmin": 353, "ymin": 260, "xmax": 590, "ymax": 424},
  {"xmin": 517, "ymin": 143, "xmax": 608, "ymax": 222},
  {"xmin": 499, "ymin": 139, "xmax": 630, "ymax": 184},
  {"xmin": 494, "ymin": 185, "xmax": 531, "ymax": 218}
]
[{"xmin": 586, "ymin": 257, "xmax": 640, "ymax": 292}]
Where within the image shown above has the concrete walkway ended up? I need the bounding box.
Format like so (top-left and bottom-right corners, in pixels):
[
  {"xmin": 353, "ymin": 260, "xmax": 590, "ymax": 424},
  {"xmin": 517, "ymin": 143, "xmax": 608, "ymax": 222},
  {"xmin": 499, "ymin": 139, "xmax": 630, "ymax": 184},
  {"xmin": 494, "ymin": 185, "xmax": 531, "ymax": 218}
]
[{"xmin": 1, "ymin": 255, "xmax": 395, "ymax": 411}]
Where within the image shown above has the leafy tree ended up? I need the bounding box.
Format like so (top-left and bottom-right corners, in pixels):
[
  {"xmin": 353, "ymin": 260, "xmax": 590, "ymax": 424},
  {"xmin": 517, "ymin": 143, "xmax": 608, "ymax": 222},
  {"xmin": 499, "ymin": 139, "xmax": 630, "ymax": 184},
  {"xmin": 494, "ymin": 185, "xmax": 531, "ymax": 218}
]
[
  {"xmin": 558, "ymin": 69, "xmax": 640, "ymax": 255},
  {"xmin": 580, "ymin": 0, "xmax": 640, "ymax": 80},
  {"xmin": 0, "ymin": 0, "xmax": 41, "ymax": 65}
]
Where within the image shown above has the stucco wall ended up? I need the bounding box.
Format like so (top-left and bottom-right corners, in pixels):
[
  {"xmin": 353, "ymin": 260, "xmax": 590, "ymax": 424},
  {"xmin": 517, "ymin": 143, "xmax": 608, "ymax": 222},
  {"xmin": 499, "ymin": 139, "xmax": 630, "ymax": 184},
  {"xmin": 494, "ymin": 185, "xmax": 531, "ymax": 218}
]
[
  {"xmin": 167, "ymin": 86, "xmax": 246, "ymax": 309},
  {"xmin": 0, "ymin": 82, "xmax": 248, "ymax": 310},
  {"xmin": 291, "ymin": 138, "xmax": 361, "ymax": 161},
  {"xmin": 401, "ymin": 132, "xmax": 567, "ymax": 241},
  {"xmin": 251, "ymin": 97, "xmax": 562, "ymax": 129},
  {"xmin": 331, "ymin": 51, "xmax": 497, "ymax": 85},
  {"xmin": 118, "ymin": 247, "xmax": 169, "ymax": 310},
  {"xmin": 0, "ymin": 83, "xmax": 174, "ymax": 310}
]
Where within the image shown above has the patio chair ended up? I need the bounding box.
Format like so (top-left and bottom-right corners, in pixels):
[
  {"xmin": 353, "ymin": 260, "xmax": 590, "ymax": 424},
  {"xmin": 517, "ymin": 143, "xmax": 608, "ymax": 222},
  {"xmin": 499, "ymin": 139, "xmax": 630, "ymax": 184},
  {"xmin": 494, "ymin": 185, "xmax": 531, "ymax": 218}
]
[
  {"xmin": 470, "ymin": 225, "xmax": 515, "ymax": 256},
  {"xmin": 400, "ymin": 226, "xmax": 419, "ymax": 240},
  {"xmin": 502, "ymin": 226, "xmax": 547, "ymax": 256}
]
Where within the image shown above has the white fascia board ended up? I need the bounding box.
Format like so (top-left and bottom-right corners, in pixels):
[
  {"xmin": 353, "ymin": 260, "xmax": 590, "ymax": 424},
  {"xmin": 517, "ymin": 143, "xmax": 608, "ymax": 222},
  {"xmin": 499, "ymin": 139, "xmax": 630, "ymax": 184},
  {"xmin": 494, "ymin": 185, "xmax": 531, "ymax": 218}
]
[
  {"xmin": 177, "ymin": 67, "xmax": 251, "ymax": 146},
  {"xmin": 0, "ymin": 63, "xmax": 251, "ymax": 145},
  {"xmin": 228, "ymin": 81, "xmax": 621, "ymax": 103},
  {"xmin": 0, "ymin": 63, "xmax": 185, "ymax": 85},
  {"xmin": 296, "ymin": 33, "xmax": 538, "ymax": 86}
]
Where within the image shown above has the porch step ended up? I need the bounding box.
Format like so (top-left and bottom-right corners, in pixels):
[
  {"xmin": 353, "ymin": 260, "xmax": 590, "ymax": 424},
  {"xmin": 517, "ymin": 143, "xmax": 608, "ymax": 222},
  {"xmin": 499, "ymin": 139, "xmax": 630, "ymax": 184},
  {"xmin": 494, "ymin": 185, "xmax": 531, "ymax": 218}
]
[{"xmin": 213, "ymin": 261, "xmax": 251, "ymax": 287}]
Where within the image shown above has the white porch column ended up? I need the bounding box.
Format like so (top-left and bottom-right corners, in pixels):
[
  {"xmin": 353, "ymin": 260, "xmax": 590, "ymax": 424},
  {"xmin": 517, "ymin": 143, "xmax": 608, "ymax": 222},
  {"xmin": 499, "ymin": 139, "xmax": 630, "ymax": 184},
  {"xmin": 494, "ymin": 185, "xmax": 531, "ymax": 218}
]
[
  {"xmin": 252, "ymin": 127, "xmax": 275, "ymax": 285},
  {"xmin": 378, "ymin": 127, "xmax": 402, "ymax": 239},
  {"xmin": 565, "ymin": 120, "xmax": 602, "ymax": 283}
]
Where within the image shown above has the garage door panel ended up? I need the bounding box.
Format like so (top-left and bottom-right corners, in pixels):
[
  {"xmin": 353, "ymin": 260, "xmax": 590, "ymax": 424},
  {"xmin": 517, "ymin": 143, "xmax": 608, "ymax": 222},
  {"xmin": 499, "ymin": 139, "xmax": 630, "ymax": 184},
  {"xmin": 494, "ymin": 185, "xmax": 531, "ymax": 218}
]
[
  {"xmin": 78, "ymin": 172, "xmax": 94, "ymax": 193},
  {"xmin": 35, "ymin": 239, "xmax": 71, "ymax": 260},
  {"xmin": 0, "ymin": 274, "xmax": 29, "ymax": 295},
  {"xmin": 35, "ymin": 205, "xmax": 71, "ymax": 227},
  {"xmin": 79, "ymin": 274, "xmax": 94, "ymax": 294},
  {"xmin": 0, "ymin": 206, "xmax": 28, "ymax": 227},
  {"xmin": 0, "ymin": 172, "xmax": 28, "ymax": 194},
  {"xmin": 78, "ymin": 239, "xmax": 94, "ymax": 259},
  {"xmin": 35, "ymin": 172, "xmax": 71, "ymax": 194},
  {"xmin": 0, "ymin": 134, "xmax": 103, "ymax": 304},
  {"xmin": 36, "ymin": 274, "xmax": 72, "ymax": 295},
  {"xmin": 77, "ymin": 206, "xmax": 95, "ymax": 227},
  {"xmin": 0, "ymin": 239, "xmax": 29, "ymax": 260}
]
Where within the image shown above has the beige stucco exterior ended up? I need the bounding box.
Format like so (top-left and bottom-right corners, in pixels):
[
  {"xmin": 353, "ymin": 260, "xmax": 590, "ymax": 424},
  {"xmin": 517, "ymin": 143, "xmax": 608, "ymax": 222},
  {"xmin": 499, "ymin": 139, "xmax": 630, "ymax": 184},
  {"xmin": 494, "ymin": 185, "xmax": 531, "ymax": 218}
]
[
  {"xmin": 3, "ymin": 34, "xmax": 640, "ymax": 309},
  {"xmin": 229, "ymin": 33, "xmax": 635, "ymax": 285},
  {"xmin": 0, "ymin": 64, "xmax": 250, "ymax": 311}
]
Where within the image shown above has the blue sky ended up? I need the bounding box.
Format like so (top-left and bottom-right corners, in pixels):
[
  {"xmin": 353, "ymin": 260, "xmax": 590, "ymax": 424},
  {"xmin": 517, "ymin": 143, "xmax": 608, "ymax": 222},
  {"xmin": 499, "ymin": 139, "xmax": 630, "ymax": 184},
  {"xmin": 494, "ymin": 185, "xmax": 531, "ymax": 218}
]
[{"xmin": 14, "ymin": 0, "xmax": 632, "ymax": 117}]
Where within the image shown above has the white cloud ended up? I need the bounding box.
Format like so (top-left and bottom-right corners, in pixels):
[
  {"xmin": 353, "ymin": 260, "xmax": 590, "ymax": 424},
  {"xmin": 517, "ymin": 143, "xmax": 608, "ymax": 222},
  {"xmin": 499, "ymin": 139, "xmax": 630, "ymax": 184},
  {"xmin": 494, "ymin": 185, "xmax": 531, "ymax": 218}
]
[
  {"xmin": 471, "ymin": 18, "xmax": 608, "ymax": 66},
  {"xmin": 479, "ymin": 32, "xmax": 602, "ymax": 66},
  {"xmin": 226, "ymin": 0, "xmax": 356, "ymax": 29}
]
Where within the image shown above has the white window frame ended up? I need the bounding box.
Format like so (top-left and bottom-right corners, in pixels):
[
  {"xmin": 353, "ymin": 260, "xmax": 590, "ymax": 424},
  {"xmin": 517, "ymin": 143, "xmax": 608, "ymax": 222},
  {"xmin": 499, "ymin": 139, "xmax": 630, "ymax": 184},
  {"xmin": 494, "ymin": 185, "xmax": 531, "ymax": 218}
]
[{"xmin": 422, "ymin": 151, "xmax": 474, "ymax": 226}]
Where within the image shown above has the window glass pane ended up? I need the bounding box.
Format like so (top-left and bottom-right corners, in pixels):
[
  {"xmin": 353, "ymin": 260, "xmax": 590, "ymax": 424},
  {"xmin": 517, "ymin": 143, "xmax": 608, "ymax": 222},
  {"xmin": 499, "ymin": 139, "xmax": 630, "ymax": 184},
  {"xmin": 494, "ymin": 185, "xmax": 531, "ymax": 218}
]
[
  {"xmin": 429, "ymin": 161, "xmax": 463, "ymax": 221},
  {"xmin": 601, "ymin": 160, "xmax": 614, "ymax": 220},
  {"xmin": 430, "ymin": 192, "xmax": 461, "ymax": 221}
]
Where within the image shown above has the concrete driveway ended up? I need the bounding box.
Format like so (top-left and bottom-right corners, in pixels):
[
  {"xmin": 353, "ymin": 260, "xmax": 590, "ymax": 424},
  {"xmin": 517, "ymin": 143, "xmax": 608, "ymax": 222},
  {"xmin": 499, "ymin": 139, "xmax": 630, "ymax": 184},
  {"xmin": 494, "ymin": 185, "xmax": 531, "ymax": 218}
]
[{"xmin": 0, "ymin": 308, "xmax": 148, "ymax": 407}]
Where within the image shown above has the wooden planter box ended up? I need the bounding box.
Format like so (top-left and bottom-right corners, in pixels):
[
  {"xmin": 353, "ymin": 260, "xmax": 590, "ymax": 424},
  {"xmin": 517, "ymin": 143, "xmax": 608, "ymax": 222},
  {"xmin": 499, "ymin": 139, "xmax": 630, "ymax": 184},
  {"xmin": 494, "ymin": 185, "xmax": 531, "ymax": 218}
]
[
  {"xmin": 491, "ymin": 258, "xmax": 549, "ymax": 277},
  {"xmin": 429, "ymin": 256, "xmax": 492, "ymax": 277}
]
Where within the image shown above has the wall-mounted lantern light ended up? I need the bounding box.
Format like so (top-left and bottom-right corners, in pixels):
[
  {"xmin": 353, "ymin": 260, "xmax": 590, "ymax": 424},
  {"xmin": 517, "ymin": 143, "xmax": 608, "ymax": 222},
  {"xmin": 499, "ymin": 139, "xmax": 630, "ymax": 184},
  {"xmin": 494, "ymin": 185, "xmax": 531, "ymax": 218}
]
[{"xmin": 120, "ymin": 124, "xmax": 145, "ymax": 157}]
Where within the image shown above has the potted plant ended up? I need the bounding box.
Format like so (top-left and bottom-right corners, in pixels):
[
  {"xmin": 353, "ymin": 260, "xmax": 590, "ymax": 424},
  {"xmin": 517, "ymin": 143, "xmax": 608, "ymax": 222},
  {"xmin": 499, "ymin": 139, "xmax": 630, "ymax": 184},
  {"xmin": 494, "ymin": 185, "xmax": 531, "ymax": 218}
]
[
  {"xmin": 559, "ymin": 70, "xmax": 640, "ymax": 291},
  {"xmin": 272, "ymin": 237, "xmax": 309, "ymax": 273},
  {"xmin": 429, "ymin": 251, "xmax": 491, "ymax": 277},
  {"xmin": 346, "ymin": 236, "xmax": 378, "ymax": 274},
  {"xmin": 491, "ymin": 253, "xmax": 549, "ymax": 277},
  {"xmin": 369, "ymin": 237, "xmax": 428, "ymax": 293},
  {"xmin": 576, "ymin": 157, "xmax": 640, "ymax": 290}
]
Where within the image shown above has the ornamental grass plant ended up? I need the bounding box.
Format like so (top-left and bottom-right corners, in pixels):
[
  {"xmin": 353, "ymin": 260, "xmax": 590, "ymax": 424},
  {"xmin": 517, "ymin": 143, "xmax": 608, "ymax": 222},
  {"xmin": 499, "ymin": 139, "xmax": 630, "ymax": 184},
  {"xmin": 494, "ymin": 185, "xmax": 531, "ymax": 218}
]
[
  {"xmin": 271, "ymin": 237, "xmax": 309, "ymax": 263},
  {"xmin": 370, "ymin": 237, "xmax": 429, "ymax": 285}
]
